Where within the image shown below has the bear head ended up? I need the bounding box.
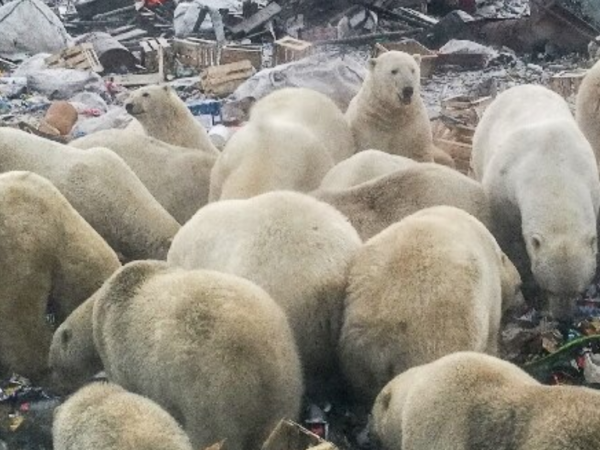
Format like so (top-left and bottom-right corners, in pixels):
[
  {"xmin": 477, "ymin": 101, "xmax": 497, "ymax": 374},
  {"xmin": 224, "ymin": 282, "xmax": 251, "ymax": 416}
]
[
  {"xmin": 524, "ymin": 230, "xmax": 597, "ymax": 318},
  {"xmin": 124, "ymin": 84, "xmax": 173, "ymax": 117},
  {"xmin": 367, "ymin": 50, "xmax": 422, "ymax": 108}
]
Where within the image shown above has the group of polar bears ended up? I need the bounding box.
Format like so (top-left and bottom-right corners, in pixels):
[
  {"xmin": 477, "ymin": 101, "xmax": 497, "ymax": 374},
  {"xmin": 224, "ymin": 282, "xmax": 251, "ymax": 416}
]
[{"xmin": 3, "ymin": 49, "xmax": 600, "ymax": 450}]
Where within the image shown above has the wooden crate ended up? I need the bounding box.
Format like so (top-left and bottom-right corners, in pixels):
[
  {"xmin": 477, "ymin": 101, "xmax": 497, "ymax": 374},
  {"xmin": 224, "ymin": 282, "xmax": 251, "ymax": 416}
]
[
  {"xmin": 200, "ymin": 60, "xmax": 255, "ymax": 98},
  {"xmin": 172, "ymin": 39, "xmax": 263, "ymax": 71},
  {"xmin": 172, "ymin": 38, "xmax": 219, "ymax": 69},
  {"xmin": 45, "ymin": 44, "xmax": 103, "ymax": 73},
  {"xmin": 140, "ymin": 37, "xmax": 172, "ymax": 73},
  {"xmin": 273, "ymin": 36, "xmax": 313, "ymax": 65},
  {"xmin": 221, "ymin": 45, "xmax": 263, "ymax": 70}
]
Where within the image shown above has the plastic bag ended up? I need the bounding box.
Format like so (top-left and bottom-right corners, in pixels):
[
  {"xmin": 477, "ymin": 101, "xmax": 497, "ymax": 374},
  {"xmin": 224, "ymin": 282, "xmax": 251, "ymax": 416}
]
[
  {"xmin": 0, "ymin": 0, "xmax": 71, "ymax": 56},
  {"xmin": 26, "ymin": 69, "xmax": 105, "ymax": 100},
  {"xmin": 229, "ymin": 52, "xmax": 367, "ymax": 113}
]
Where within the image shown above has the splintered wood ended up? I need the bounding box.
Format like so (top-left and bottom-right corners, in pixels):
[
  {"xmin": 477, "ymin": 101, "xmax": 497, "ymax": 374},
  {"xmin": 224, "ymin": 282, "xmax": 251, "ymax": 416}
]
[
  {"xmin": 45, "ymin": 44, "xmax": 103, "ymax": 73},
  {"xmin": 261, "ymin": 420, "xmax": 337, "ymax": 450},
  {"xmin": 200, "ymin": 60, "xmax": 255, "ymax": 97},
  {"xmin": 433, "ymin": 95, "xmax": 493, "ymax": 175},
  {"xmin": 549, "ymin": 70, "xmax": 588, "ymax": 99}
]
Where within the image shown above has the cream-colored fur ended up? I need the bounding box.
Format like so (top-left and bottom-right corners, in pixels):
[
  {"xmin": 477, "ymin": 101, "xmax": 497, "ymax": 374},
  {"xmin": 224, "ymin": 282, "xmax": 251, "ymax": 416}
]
[
  {"xmin": 372, "ymin": 351, "xmax": 600, "ymax": 450},
  {"xmin": 49, "ymin": 261, "xmax": 303, "ymax": 450},
  {"xmin": 0, "ymin": 127, "xmax": 180, "ymax": 261},
  {"xmin": 576, "ymin": 59, "xmax": 600, "ymax": 165},
  {"xmin": 345, "ymin": 51, "xmax": 434, "ymax": 162},
  {"xmin": 248, "ymin": 87, "xmax": 356, "ymax": 163},
  {"xmin": 313, "ymin": 163, "xmax": 492, "ymax": 241},
  {"xmin": 471, "ymin": 84, "xmax": 600, "ymax": 318},
  {"xmin": 71, "ymin": 129, "xmax": 218, "ymax": 224},
  {"xmin": 0, "ymin": 171, "xmax": 119, "ymax": 384},
  {"xmin": 53, "ymin": 382, "xmax": 193, "ymax": 450},
  {"xmin": 340, "ymin": 206, "xmax": 522, "ymax": 405},
  {"xmin": 319, "ymin": 150, "xmax": 418, "ymax": 190},
  {"xmin": 167, "ymin": 191, "xmax": 362, "ymax": 390},
  {"xmin": 209, "ymin": 119, "xmax": 334, "ymax": 201},
  {"xmin": 124, "ymin": 85, "xmax": 218, "ymax": 152}
]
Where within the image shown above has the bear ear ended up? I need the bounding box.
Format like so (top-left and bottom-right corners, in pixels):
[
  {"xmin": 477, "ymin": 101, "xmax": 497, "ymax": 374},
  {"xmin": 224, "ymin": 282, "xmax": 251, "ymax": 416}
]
[
  {"xmin": 61, "ymin": 328, "xmax": 72, "ymax": 347},
  {"xmin": 368, "ymin": 58, "xmax": 377, "ymax": 70},
  {"xmin": 412, "ymin": 54, "xmax": 422, "ymax": 64},
  {"xmin": 379, "ymin": 389, "xmax": 392, "ymax": 411},
  {"xmin": 530, "ymin": 234, "xmax": 543, "ymax": 251}
]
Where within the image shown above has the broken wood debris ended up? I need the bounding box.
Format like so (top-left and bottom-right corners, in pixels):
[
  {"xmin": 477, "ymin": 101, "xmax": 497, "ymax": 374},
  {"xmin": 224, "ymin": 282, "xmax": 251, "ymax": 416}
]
[
  {"xmin": 228, "ymin": 2, "xmax": 282, "ymax": 37},
  {"xmin": 261, "ymin": 420, "xmax": 337, "ymax": 450}
]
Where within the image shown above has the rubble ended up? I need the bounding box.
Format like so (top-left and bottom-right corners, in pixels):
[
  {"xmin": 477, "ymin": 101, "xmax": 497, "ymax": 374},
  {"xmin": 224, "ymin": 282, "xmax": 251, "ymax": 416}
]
[{"xmin": 2, "ymin": 0, "xmax": 600, "ymax": 447}]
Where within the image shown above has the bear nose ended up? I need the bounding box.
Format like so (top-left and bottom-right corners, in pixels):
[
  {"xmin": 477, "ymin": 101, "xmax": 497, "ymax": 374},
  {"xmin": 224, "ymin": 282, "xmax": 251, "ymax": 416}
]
[
  {"xmin": 125, "ymin": 103, "xmax": 133, "ymax": 113},
  {"xmin": 402, "ymin": 87, "xmax": 414, "ymax": 99}
]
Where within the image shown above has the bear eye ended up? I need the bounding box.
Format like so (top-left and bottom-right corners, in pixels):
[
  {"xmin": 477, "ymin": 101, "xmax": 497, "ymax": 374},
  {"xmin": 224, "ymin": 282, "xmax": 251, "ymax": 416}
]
[
  {"xmin": 142, "ymin": 92, "xmax": 150, "ymax": 98},
  {"xmin": 410, "ymin": 68, "xmax": 415, "ymax": 74},
  {"xmin": 391, "ymin": 69, "xmax": 398, "ymax": 75}
]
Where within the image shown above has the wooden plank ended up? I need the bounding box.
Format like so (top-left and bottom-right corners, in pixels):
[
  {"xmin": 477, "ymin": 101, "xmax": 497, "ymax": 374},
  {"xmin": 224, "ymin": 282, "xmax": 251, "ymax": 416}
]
[
  {"xmin": 109, "ymin": 24, "xmax": 136, "ymax": 36},
  {"xmin": 228, "ymin": 2, "xmax": 281, "ymax": 36},
  {"xmin": 113, "ymin": 29, "xmax": 148, "ymax": 42},
  {"xmin": 157, "ymin": 37, "xmax": 171, "ymax": 49},
  {"xmin": 107, "ymin": 73, "xmax": 163, "ymax": 86}
]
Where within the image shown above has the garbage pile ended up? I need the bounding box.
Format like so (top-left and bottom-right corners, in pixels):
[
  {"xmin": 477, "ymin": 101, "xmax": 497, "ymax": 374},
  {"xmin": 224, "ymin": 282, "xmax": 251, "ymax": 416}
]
[
  {"xmin": 501, "ymin": 275, "xmax": 600, "ymax": 388},
  {"xmin": 0, "ymin": 375, "xmax": 59, "ymax": 450}
]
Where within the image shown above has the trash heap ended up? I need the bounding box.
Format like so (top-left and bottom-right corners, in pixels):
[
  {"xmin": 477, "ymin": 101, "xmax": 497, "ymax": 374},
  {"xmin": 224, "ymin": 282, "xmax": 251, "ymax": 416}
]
[{"xmin": 1, "ymin": 0, "xmax": 600, "ymax": 449}]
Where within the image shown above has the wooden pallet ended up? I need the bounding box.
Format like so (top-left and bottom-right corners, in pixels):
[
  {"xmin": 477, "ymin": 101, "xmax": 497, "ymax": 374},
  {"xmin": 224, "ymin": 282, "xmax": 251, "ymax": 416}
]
[{"xmin": 45, "ymin": 44, "xmax": 104, "ymax": 73}]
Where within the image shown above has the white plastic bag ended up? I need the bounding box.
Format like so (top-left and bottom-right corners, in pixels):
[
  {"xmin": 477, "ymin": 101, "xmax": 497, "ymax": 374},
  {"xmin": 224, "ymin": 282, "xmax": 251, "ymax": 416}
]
[
  {"xmin": 0, "ymin": 0, "xmax": 71, "ymax": 56},
  {"xmin": 27, "ymin": 69, "xmax": 105, "ymax": 99}
]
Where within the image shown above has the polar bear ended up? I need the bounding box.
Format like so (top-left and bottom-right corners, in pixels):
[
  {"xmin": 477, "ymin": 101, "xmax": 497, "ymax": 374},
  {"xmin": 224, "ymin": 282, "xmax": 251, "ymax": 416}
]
[
  {"xmin": 471, "ymin": 84, "xmax": 600, "ymax": 318},
  {"xmin": 0, "ymin": 127, "xmax": 180, "ymax": 261},
  {"xmin": 576, "ymin": 59, "xmax": 600, "ymax": 164},
  {"xmin": 0, "ymin": 171, "xmax": 120, "ymax": 384},
  {"xmin": 247, "ymin": 87, "xmax": 356, "ymax": 163},
  {"xmin": 48, "ymin": 261, "xmax": 303, "ymax": 450},
  {"xmin": 345, "ymin": 51, "xmax": 434, "ymax": 163},
  {"xmin": 371, "ymin": 351, "xmax": 600, "ymax": 450},
  {"xmin": 313, "ymin": 163, "xmax": 492, "ymax": 241},
  {"xmin": 339, "ymin": 206, "xmax": 523, "ymax": 405},
  {"xmin": 124, "ymin": 84, "xmax": 218, "ymax": 153},
  {"xmin": 70, "ymin": 129, "xmax": 218, "ymax": 224},
  {"xmin": 167, "ymin": 191, "xmax": 362, "ymax": 393},
  {"xmin": 53, "ymin": 382, "xmax": 193, "ymax": 450},
  {"xmin": 208, "ymin": 119, "xmax": 334, "ymax": 201},
  {"xmin": 319, "ymin": 150, "xmax": 418, "ymax": 190}
]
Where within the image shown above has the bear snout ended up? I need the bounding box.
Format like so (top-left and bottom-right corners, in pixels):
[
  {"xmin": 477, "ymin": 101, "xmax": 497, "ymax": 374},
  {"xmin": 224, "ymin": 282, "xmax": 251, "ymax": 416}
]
[
  {"xmin": 125, "ymin": 102, "xmax": 134, "ymax": 114},
  {"xmin": 400, "ymin": 87, "xmax": 414, "ymax": 105}
]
